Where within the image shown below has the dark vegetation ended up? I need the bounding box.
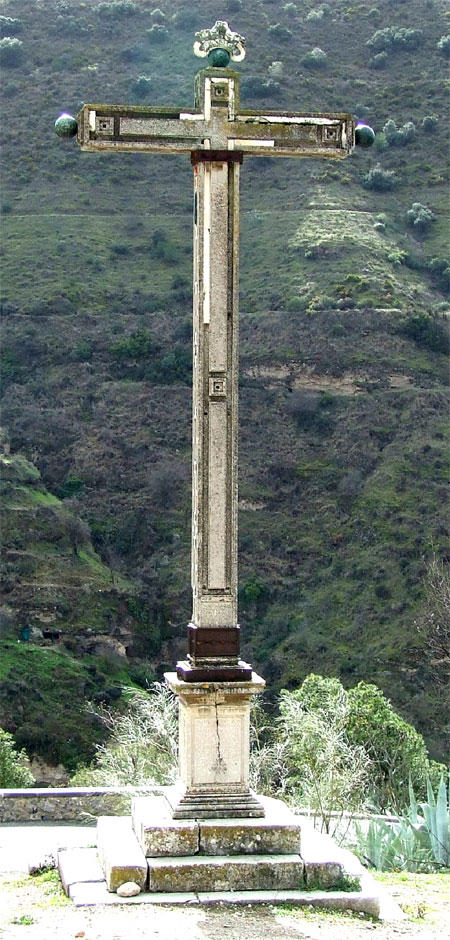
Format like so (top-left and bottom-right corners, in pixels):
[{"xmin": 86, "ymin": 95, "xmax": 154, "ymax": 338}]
[{"xmin": 0, "ymin": 0, "xmax": 448, "ymax": 773}]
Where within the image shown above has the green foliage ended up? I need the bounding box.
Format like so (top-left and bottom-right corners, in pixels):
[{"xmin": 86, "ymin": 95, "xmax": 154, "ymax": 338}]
[
  {"xmin": 369, "ymin": 51, "xmax": 388, "ymax": 69},
  {"xmin": 0, "ymin": 37, "xmax": 23, "ymax": 67},
  {"xmin": 131, "ymin": 75, "xmax": 152, "ymax": 99},
  {"xmin": 383, "ymin": 119, "xmax": 416, "ymax": 147},
  {"xmin": 110, "ymin": 329, "xmax": 155, "ymax": 360},
  {"xmin": 362, "ymin": 164, "xmax": 398, "ymax": 191},
  {"xmin": 95, "ymin": 1, "xmax": 138, "ymax": 17},
  {"xmin": 60, "ymin": 476, "xmax": 85, "ymax": 499},
  {"xmin": 0, "ymin": 16, "xmax": 22, "ymax": 37},
  {"xmin": 406, "ymin": 203, "xmax": 435, "ymax": 233},
  {"xmin": 367, "ymin": 27, "xmax": 424, "ymax": 52},
  {"xmin": 437, "ymin": 35, "xmax": 450, "ymax": 58},
  {"xmin": 345, "ymin": 683, "xmax": 439, "ymax": 811},
  {"xmin": 242, "ymin": 76, "xmax": 282, "ymax": 99},
  {"xmin": 421, "ymin": 115, "xmax": 438, "ymax": 133},
  {"xmin": 354, "ymin": 776, "xmax": 450, "ymax": 871},
  {"xmin": 0, "ymin": 728, "xmax": 35, "ymax": 788},
  {"xmin": 399, "ymin": 312, "xmax": 449, "ymax": 354},
  {"xmin": 0, "ymin": 454, "xmax": 40, "ymax": 484},
  {"xmin": 302, "ymin": 47, "xmax": 328, "ymax": 69},
  {"xmin": 268, "ymin": 24, "xmax": 293, "ymax": 42},
  {"xmin": 146, "ymin": 25, "xmax": 169, "ymax": 43}
]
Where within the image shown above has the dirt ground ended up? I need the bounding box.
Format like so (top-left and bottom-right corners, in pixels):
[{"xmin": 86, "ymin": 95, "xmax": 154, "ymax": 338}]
[{"xmin": 1, "ymin": 870, "xmax": 449, "ymax": 940}]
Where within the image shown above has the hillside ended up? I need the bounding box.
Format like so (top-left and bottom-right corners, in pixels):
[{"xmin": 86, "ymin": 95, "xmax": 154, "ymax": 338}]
[{"xmin": 0, "ymin": 0, "xmax": 449, "ymax": 771}]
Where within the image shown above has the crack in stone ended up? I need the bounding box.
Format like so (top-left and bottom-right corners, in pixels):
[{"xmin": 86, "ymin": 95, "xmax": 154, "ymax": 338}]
[{"xmin": 213, "ymin": 691, "xmax": 226, "ymax": 776}]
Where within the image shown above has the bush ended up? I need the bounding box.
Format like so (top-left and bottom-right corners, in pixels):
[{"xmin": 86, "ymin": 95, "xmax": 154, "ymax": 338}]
[
  {"xmin": 150, "ymin": 7, "xmax": 166, "ymax": 19},
  {"xmin": 421, "ymin": 115, "xmax": 438, "ymax": 133},
  {"xmin": 131, "ymin": 76, "xmax": 152, "ymax": 99},
  {"xmin": 429, "ymin": 257, "xmax": 450, "ymax": 294},
  {"xmin": 399, "ymin": 311, "xmax": 449, "ymax": 354},
  {"xmin": 0, "ymin": 16, "xmax": 22, "ymax": 37},
  {"xmin": 369, "ymin": 51, "xmax": 388, "ymax": 69},
  {"xmin": 268, "ymin": 24, "xmax": 293, "ymax": 41},
  {"xmin": 0, "ymin": 728, "xmax": 35, "ymax": 788},
  {"xmin": 0, "ymin": 37, "xmax": 23, "ymax": 67},
  {"xmin": 242, "ymin": 75, "xmax": 282, "ymax": 99},
  {"xmin": 362, "ymin": 164, "xmax": 398, "ymax": 191},
  {"xmin": 367, "ymin": 27, "xmax": 424, "ymax": 52},
  {"xmin": 302, "ymin": 47, "xmax": 327, "ymax": 69},
  {"xmin": 383, "ymin": 119, "xmax": 416, "ymax": 146},
  {"xmin": 225, "ymin": 0, "xmax": 242, "ymax": 10},
  {"xmin": 146, "ymin": 24, "xmax": 168, "ymax": 42},
  {"xmin": 110, "ymin": 329, "xmax": 155, "ymax": 360},
  {"xmin": 406, "ymin": 202, "xmax": 435, "ymax": 233},
  {"xmin": 95, "ymin": 1, "xmax": 138, "ymax": 16},
  {"xmin": 437, "ymin": 35, "xmax": 450, "ymax": 58}
]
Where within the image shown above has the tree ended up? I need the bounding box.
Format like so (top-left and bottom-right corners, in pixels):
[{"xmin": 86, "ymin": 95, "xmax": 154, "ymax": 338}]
[
  {"xmin": 278, "ymin": 676, "xmax": 371, "ymax": 831},
  {"xmin": 71, "ymin": 684, "xmax": 178, "ymax": 786},
  {"xmin": 0, "ymin": 728, "xmax": 35, "ymax": 788}
]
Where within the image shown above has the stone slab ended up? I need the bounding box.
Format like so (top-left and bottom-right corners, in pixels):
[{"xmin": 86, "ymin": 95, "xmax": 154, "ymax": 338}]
[
  {"xmin": 58, "ymin": 847, "xmax": 104, "ymax": 896},
  {"xmin": 147, "ymin": 853, "xmax": 304, "ymax": 893},
  {"xmin": 96, "ymin": 815, "xmax": 147, "ymax": 892},
  {"xmin": 299, "ymin": 818, "xmax": 364, "ymax": 890},
  {"xmin": 132, "ymin": 796, "xmax": 199, "ymax": 857}
]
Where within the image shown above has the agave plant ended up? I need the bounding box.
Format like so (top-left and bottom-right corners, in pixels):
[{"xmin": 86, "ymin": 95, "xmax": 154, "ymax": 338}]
[{"xmin": 419, "ymin": 776, "xmax": 450, "ymax": 866}]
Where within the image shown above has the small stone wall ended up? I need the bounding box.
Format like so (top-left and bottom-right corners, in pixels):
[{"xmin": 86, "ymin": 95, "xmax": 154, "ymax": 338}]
[{"xmin": 0, "ymin": 787, "xmax": 162, "ymax": 823}]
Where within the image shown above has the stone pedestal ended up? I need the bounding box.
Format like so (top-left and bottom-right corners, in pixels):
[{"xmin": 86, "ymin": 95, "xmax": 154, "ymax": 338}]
[{"xmin": 165, "ymin": 672, "xmax": 265, "ymax": 819}]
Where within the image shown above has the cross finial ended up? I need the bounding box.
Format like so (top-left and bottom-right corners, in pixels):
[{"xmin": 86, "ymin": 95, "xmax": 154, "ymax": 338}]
[{"xmin": 193, "ymin": 21, "xmax": 246, "ymax": 67}]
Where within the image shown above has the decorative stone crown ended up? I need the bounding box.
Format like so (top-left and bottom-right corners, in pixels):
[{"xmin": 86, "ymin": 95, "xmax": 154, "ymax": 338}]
[{"xmin": 193, "ymin": 21, "xmax": 246, "ymax": 63}]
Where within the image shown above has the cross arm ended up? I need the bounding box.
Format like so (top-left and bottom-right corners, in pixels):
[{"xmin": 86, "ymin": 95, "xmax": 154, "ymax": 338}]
[
  {"xmin": 229, "ymin": 110, "xmax": 355, "ymax": 158},
  {"xmin": 77, "ymin": 103, "xmax": 208, "ymax": 153}
]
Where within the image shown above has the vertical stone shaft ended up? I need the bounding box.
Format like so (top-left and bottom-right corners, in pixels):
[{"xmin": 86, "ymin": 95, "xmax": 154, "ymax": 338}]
[{"xmin": 185, "ymin": 157, "xmax": 243, "ymax": 674}]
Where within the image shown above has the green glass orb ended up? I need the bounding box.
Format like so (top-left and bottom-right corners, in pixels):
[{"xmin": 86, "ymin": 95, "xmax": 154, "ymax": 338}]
[
  {"xmin": 55, "ymin": 113, "xmax": 78, "ymax": 139},
  {"xmin": 355, "ymin": 123, "xmax": 375, "ymax": 148},
  {"xmin": 208, "ymin": 47, "xmax": 231, "ymax": 68}
]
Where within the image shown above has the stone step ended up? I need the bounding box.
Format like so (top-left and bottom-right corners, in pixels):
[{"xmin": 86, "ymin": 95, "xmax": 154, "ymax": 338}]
[
  {"xmin": 147, "ymin": 853, "xmax": 304, "ymax": 893},
  {"xmin": 299, "ymin": 818, "xmax": 364, "ymax": 891},
  {"xmin": 96, "ymin": 816, "xmax": 147, "ymax": 892},
  {"xmin": 58, "ymin": 847, "xmax": 104, "ymax": 898},
  {"xmin": 132, "ymin": 792, "xmax": 301, "ymax": 857}
]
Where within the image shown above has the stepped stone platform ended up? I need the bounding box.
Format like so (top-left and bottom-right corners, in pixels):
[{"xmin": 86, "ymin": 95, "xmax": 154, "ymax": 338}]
[{"xmin": 56, "ymin": 790, "xmax": 404, "ymax": 918}]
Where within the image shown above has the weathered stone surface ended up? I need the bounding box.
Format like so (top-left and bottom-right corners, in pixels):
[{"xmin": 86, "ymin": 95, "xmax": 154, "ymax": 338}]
[
  {"xmin": 97, "ymin": 816, "xmax": 147, "ymax": 893},
  {"xmin": 0, "ymin": 786, "xmax": 160, "ymax": 822},
  {"xmin": 165, "ymin": 676, "xmax": 265, "ymax": 819},
  {"xmin": 58, "ymin": 847, "xmax": 104, "ymax": 897},
  {"xmin": 299, "ymin": 817, "xmax": 364, "ymax": 890},
  {"xmin": 147, "ymin": 854, "xmax": 304, "ymax": 893},
  {"xmin": 116, "ymin": 881, "xmax": 141, "ymax": 897},
  {"xmin": 132, "ymin": 796, "xmax": 199, "ymax": 857},
  {"xmin": 198, "ymin": 795, "xmax": 301, "ymax": 855}
]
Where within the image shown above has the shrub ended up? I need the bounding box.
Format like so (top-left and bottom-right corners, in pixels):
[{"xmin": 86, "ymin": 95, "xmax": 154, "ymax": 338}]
[
  {"xmin": 367, "ymin": 27, "xmax": 424, "ymax": 52},
  {"xmin": 131, "ymin": 76, "xmax": 152, "ymax": 99},
  {"xmin": 406, "ymin": 202, "xmax": 435, "ymax": 233},
  {"xmin": 0, "ymin": 37, "xmax": 23, "ymax": 67},
  {"xmin": 302, "ymin": 47, "xmax": 327, "ymax": 69},
  {"xmin": 150, "ymin": 7, "xmax": 166, "ymax": 19},
  {"xmin": 0, "ymin": 728, "xmax": 35, "ymax": 788},
  {"xmin": 437, "ymin": 35, "xmax": 450, "ymax": 58},
  {"xmin": 110, "ymin": 328, "xmax": 155, "ymax": 359},
  {"xmin": 146, "ymin": 24, "xmax": 168, "ymax": 42},
  {"xmin": 362, "ymin": 164, "xmax": 398, "ymax": 191},
  {"xmin": 242, "ymin": 76, "xmax": 282, "ymax": 98},
  {"xmin": 399, "ymin": 311, "xmax": 449, "ymax": 354},
  {"xmin": 421, "ymin": 115, "xmax": 438, "ymax": 133},
  {"xmin": 369, "ymin": 51, "xmax": 388, "ymax": 69},
  {"xmin": 268, "ymin": 24, "xmax": 293, "ymax": 41},
  {"xmin": 0, "ymin": 16, "xmax": 22, "ymax": 37},
  {"xmin": 225, "ymin": 0, "xmax": 242, "ymax": 10},
  {"xmin": 383, "ymin": 119, "xmax": 416, "ymax": 146},
  {"xmin": 429, "ymin": 257, "xmax": 450, "ymax": 294},
  {"xmin": 95, "ymin": 1, "xmax": 138, "ymax": 16},
  {"xmin": 268, "ymin": 60, "xmax": 284, "ymax": 78}
]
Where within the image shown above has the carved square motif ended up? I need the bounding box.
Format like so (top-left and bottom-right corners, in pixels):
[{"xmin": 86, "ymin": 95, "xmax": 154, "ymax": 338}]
[
  {"xmin": 211, "ymin": 80, "xmax": 229, "ymax": 101},
  {"xmin": 209, "ymin": 376, "xmax": 226, "ymax": 397},
  {"xmin": 96, "ymin": 115, "xmax": 114, "ymax": 136},
  {"xmin": 324, "ymin": 126, "xmax": 339, "ymax": 141}
]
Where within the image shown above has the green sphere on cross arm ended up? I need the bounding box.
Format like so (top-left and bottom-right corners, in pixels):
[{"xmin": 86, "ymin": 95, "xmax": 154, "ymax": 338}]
[
  {"xmin": 355, "ymin": 123, "xmax": 375, "ymax": 148},
  {"xmin": 208, "ymin": 47, "xmax": 231, "ymax": 68},
  {"xmin": 55, "ymin": 113, "xmax": 78, "ymax": 139}
]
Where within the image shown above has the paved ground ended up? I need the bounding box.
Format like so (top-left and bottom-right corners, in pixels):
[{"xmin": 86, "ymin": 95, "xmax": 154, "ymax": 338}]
[{"xmin": 0, "ymin": 823, "xmax": 448, "ymax": 940}]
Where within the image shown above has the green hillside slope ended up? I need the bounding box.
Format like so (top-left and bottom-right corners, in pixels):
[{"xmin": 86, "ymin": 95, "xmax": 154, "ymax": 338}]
[{"xmin": 0, "ymin": 0, "xmax": 448, "ymax": 770}]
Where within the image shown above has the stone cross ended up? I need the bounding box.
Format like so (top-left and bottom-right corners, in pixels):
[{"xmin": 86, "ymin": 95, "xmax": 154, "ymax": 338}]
[{"xmin": 56, "ymin": 21, "xmax": 372, "ymax": 818}]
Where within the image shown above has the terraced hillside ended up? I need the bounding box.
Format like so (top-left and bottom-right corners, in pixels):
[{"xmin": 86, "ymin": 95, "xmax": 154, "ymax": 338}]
[{"xmin": 0, "ymin": 0, "xmax": 448, "ymax": 770}]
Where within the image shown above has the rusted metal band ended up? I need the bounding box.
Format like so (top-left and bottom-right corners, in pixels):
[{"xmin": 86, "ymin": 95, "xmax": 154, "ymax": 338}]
[{"xmin": 191, "ymin": 149, "xmax": 244, "ymax": 165}]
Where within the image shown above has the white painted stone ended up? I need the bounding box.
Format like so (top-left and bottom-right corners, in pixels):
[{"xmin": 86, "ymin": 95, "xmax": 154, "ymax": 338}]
[
  {"xmin": 116, "ymin": 881, "xmax": 141, "ymax": 897},
  {"xmin": 58, "ymin": 847, "xmax": 104, "ymax": 896}
]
